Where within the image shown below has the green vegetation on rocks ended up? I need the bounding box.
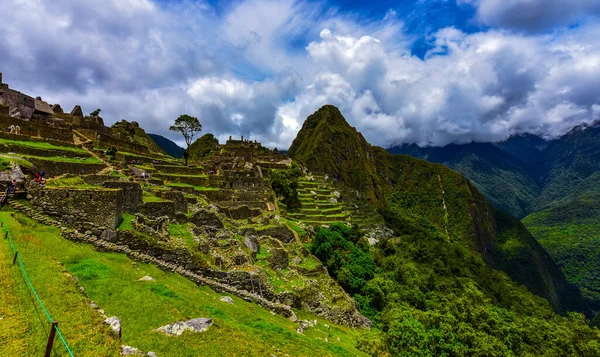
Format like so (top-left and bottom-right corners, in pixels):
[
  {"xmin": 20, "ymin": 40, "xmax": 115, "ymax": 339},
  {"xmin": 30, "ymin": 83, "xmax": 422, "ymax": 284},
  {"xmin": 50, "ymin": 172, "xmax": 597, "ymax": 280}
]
[{"xmin": 189, "ymin": 133, "xmax": 219, "ymax": 161}]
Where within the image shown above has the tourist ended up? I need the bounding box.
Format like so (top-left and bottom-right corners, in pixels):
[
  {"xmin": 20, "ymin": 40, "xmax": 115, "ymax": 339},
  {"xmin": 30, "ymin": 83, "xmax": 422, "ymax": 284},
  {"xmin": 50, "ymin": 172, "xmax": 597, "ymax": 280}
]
[
  {"xmin": 34, "ymin": 173, "xmax": 40, "ymax": 184},
  {"xmin": 7, "ymin": 180, "xmax": 16, "ymax": 194},
  {"xmin": 39, "ymin": 170, "xmax": 45, "ymax": 179}
]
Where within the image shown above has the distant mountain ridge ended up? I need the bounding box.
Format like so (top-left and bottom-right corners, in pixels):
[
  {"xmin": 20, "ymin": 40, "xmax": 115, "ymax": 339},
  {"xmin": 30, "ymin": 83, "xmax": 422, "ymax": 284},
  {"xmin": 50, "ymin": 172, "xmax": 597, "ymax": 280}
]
[
  {"xmin": 148, "ymin": 133, "xmax": 185, "ymax": 158},
  {"xmin": 389, "ymin": 121, "xmax": 600, "ymax": 306}
]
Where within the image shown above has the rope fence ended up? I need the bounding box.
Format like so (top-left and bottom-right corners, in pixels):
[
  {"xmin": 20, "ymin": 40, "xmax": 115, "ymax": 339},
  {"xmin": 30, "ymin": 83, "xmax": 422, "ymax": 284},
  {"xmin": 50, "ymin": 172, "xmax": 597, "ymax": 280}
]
[{"xmin": 3, "ymin": 221, "xmax": 75, "ymax": 357}]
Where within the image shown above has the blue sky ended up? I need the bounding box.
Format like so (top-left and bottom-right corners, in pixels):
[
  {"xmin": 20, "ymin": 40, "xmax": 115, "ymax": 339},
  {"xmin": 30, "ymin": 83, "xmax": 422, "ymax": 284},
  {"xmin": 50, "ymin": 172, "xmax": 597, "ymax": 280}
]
[{"xmin": 1, "ymin": 0, "xmax": 599, "ymax": 148}]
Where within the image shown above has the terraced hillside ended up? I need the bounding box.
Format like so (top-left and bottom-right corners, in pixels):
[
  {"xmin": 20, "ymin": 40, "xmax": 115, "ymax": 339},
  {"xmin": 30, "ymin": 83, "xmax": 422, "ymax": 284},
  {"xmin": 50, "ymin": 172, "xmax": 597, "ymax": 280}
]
[
  {"xmin": 280, "ymin": 175, "xmax": 384, "ymax": 230},
  {"xmin": 284, "ymin": 176, "xmax": 348, "ymax": 226}
]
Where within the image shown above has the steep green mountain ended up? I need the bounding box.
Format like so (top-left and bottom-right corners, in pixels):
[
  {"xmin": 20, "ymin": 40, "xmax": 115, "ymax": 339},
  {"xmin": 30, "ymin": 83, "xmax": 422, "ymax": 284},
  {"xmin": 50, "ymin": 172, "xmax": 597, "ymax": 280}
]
[
  {"xmin": 289, "ymin": 105, "xmax": 584, "ymax": 314},
  {"xmin": 389, "ymin": 143, "xmax": 540, "ymax": 219},
  {"xmin": 288, "ymin": 105, "xmax": 599, "ymax": 355},
  {"xmin": 148, "ymin": 133, "xmax": 185, "ymax": 158},
  {"xmin": 289, "ymin": 105, "xmax": 385, "ymax": 204},
  {"xmin": 536, "ymin": 123, "xmax": 600, "ymax": 211},
  {"xmin": 189, "ymin": 133, "xmax": 219, "ymax": 161},
  {"xmin": 390, "ymin": 123, "xmax": 600, "ymax": 305}
]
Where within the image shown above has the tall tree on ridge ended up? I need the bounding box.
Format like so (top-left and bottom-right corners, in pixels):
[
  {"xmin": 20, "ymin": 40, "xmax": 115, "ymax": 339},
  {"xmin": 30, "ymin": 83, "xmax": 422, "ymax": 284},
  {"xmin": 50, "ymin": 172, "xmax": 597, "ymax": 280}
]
[{"xmin": 169, "ymin": 114, "xmax": 202, "ymax": 166}]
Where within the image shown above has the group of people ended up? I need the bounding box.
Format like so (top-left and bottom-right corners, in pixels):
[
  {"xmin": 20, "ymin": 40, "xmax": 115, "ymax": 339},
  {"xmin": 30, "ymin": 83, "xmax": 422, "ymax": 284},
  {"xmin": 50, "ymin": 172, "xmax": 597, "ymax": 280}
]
[{"xmin": 33, "ymin": 169, "xmax": 46, "ymax": 186}]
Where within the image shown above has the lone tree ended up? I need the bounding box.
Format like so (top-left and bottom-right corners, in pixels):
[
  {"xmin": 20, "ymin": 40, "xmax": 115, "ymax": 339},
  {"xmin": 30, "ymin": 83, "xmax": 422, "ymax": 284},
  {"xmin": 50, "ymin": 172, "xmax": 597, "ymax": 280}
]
[
  {"xmin": 169, "ymin": 114, "xmax": 202, "ymax": 166},
  {"xmin": 90, "ymin": 108, "xmax": 101, "ymax": 117}
]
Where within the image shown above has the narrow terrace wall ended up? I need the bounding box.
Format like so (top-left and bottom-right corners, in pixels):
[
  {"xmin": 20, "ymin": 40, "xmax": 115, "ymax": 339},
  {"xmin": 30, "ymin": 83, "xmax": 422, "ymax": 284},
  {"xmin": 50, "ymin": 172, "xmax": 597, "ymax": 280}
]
[
  {"xmin": 0, "ymin": 114, "xmax": 74, "ymax": 143},
  {"xmin": 103, "ymin": 181, "xmax": 142, "ymax": 212},
  {"xmin": 26, "ymin": 157, "xmax": 106, "ymax": 177},
  {"xmin": 29, "ymin": 184, "xmax": 123, "ymax": 229}
]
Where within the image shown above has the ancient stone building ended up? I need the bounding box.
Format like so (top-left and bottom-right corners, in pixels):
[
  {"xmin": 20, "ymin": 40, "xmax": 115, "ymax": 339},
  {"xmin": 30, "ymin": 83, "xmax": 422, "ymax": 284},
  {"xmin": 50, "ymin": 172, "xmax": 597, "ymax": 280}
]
[{"xmin": 0, "ymin": 72, "xmax": 35, "ymax": 119}]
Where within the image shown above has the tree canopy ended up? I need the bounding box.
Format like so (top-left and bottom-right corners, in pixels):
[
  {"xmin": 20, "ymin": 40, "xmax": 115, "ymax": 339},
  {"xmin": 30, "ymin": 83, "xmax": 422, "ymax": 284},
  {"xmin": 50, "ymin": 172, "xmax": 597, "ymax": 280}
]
[{"xmin": 169, "ymin": 114, "xmax": 202, "ymax": 165}]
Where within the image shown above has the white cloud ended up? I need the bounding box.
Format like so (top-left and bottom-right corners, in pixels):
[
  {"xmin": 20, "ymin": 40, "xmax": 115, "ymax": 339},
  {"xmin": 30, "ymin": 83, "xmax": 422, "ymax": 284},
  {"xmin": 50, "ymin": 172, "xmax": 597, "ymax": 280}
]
[{"xmin": 0, "ymin": 0, "xmax": 599, "ymax": 149}]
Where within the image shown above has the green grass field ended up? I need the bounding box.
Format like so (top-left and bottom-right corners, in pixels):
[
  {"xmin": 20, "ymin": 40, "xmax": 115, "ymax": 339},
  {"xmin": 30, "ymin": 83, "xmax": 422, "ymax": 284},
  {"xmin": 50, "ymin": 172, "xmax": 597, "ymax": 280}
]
[
  {"xmin": 0, "ymin": 210, "xmax": 366, "ymax": 356},
  {"xmin": 0, "ymin": 138, "xmax": 87, "ymax": 154},
  {"xmin": 23, "ymin": 154, "xmax": 103, "ymax": 164}
]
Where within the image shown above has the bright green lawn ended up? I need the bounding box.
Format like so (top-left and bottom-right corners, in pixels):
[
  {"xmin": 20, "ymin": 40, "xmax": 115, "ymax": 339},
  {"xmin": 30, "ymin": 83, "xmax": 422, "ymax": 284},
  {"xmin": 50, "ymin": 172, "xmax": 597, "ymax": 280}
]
[
  {"xmin": 23, "ymin": 154, "xmax": 103, "ymax": 164},
  {"xmin": 0, "ymin": 138, "xmax": 87, "ymax": 154}
]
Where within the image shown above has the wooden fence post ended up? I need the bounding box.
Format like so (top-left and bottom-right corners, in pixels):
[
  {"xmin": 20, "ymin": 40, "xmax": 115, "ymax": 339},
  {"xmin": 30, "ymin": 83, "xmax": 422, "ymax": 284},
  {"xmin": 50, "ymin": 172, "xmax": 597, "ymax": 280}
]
[
  {"xmin": 12, "ymin": 251, "xmax": 18, "ymax": 265},
  {"xmin": 44, "ymin": 321, "xmax": 59, "ymax": 357}
]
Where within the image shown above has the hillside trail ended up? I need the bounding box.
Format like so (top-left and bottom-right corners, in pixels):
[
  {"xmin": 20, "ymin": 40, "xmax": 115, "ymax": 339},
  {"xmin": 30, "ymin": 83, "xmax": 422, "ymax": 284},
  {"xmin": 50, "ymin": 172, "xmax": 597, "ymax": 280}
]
[{"xmin": 72, "ymin": 130, "xmax": 124, "ymax": 176}]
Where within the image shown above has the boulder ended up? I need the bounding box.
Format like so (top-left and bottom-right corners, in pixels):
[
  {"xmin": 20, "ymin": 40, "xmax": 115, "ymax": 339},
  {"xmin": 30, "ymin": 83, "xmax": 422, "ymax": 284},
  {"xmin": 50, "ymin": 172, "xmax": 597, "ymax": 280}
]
[
  {"xmin": 220, "ymin": 296, "xmax": 234, "ymax": 304},
  {"xmin": 105, "ymin": 316, "xmax": 122, "ymax": 338},
  {"xmin": 51, "ymin": 104, "xmax": 63, "ymax": 114},
  {"xmin": 155, "ymin": 318, "xmax": 212, "ymax": 336},
  {"xmin": 121, "ymin": 345, "xmax": 143, "ymax": 356},
  {"xmin": 243, "ymin": 236, "xmax": 260, "ymax": 253},
  {"xmin": 268, "ymin": 248, "xmax": 288, "ymax": 270},
  {"xmin": 191, "ymin": 209, "xmax": 224, "ymax": 230},
  {"xmin": 101, "ymin": 229, "xmax": 118, "ymax": 242},
  {"xmin": 71, "ymin": 105, "xmax": 83, "ymax": 117},
  {"xmin": 138, "ymin": 276, "xmax": 154, "ymax": 282}
]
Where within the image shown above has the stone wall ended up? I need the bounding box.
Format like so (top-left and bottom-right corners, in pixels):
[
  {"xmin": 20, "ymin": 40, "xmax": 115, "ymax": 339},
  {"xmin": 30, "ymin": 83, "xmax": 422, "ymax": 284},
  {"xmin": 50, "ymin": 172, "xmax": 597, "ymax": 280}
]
[
  {"xmin": 153, "ymin": 165, "xmax": 205, "ymax": 175},
  {"xmin": 0, "ymin": 132, "xmax": 78, "ymax": 147},
  {"xmin": 154, "ymin": 173, "xmax": 209, "ymax": 187},
  {"xmin": 103, "ymin": 181, "xmax": 142, "ymax": 212},
  {"xmin": 139, "ymin": 200, "xmax": 176, "ymax": 218},
  {"xmin": 0, "ymin": 114, "xmax": 74, "ymax": 143},
  {"xmin": 78, "ymin": 129, "xmax": 151, "ymax": 154},
  {"xmin": 26, "ymin": 157, "xmax": 105, "ymax": 177},
  {"xmin": 159, "ymin": 191, "xmax": 187, "ymax": 213},
  {"xmin": 0, "ymin": 104, "xmax": 8, "ymax": 116},
  {"xmin": 29, "ymin": 184, "xmax": 123, "ymax": 229},
  {"xmin": 81, "ymin": 174, "xmax": 118, "ymax": 186},
  {"xmin": 218, "ymin": 205, "xmax": 261, "ymax": 220}
]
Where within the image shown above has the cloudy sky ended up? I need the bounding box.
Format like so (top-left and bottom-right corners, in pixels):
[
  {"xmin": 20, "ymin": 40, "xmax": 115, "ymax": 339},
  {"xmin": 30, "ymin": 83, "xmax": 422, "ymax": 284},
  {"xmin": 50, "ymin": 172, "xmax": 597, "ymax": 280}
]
[{"xmin": 1, "ymin": 0, "xmax": 599, "ymax": 148}]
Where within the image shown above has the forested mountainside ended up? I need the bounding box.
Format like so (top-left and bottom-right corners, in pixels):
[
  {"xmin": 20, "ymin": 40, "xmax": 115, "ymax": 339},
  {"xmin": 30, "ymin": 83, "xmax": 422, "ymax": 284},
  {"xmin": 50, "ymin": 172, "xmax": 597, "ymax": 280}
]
[
  {"xmin": 389, "ymin": 123, "xmax": 600, "ymax": 305},
  {"xmin": 287, "ymin": 105, "xmax": 599, "ymax": 355},
  {"xmin": 148, "ymin": 133, "xmax": 185, "ymax": 158}
]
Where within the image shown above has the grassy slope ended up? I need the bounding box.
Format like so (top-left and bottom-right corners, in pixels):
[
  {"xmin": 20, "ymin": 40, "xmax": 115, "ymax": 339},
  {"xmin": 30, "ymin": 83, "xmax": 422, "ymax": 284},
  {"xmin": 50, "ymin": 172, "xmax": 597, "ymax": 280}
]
[
  {"xmin": 0, "ymin": 211, "xmax": 121, "ymax": 357},
  {"xmin": 0, "ymin": 138, "xmax": 87, "ymax": 154},
  {"xmin": 0, "ymin": 211, "xmax": 366, "ymax": 357}
]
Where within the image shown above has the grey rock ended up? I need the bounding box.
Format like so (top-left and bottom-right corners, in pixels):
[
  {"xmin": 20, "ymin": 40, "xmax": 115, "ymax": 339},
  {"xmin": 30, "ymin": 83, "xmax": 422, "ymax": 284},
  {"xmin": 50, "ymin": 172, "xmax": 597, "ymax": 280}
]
[
  {"xmin": 220, "ymin": 296, "xmax": 234, "ymax": 304},
  {"xmin": 147, "ymin": 353, "xmax": 158, "ymax": 357},
  {"xmin": 329, "ymin": 197, "xmax": 337, "ymax": 204},
  {"xmin": 268, "ymin": 248, "xmax": 288, "ymax": 270},
  {"xmin": 243, "ymin": 236, "xmax": 260, "ymax": 253},
  {"xmin": 121, "ymin": 345, "xmax": 143, "ymax": 356},
  {"xmin": 71, "ymin": 105, "xmax": 83, "ymax": 117},
  {"xmin": 138, "ymin": 276, "xmax": 154, "ymax": 281},
  {"xmin": 156, "ymin": 318, "xmax": 212, "ymax": 336},
  {"xmin": 101, "ymin": 229, "xmax": 118, "ymax": 242},
  {"xmin": 191, "ymin": 209, "xmax": 224, "ymax": 230},
  {"xmin": 105, "ymin": 316, "xmax": 122, "ymax": 338}
]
